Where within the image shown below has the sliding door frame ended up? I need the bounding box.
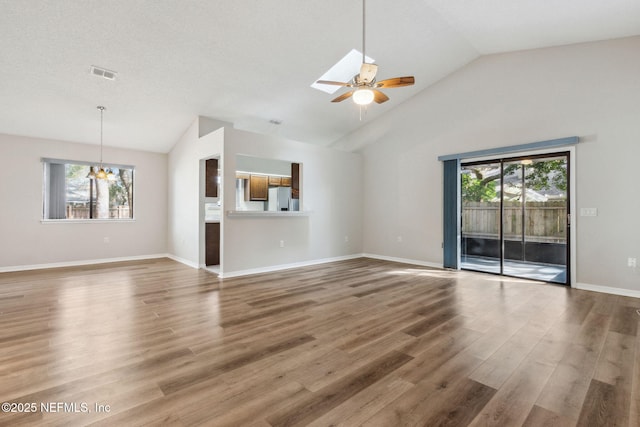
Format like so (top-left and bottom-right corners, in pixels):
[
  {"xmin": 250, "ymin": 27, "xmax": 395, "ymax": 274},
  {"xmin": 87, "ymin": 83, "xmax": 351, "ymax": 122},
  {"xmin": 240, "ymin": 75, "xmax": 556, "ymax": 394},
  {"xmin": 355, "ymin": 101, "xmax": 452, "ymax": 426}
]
[
  {"xmin": 461, "ymin": 151, "xmax": 571, "ymax": 284},
  {"xmin": 441, "ymin": 142, "xmax": 577, "ymax": 288}
]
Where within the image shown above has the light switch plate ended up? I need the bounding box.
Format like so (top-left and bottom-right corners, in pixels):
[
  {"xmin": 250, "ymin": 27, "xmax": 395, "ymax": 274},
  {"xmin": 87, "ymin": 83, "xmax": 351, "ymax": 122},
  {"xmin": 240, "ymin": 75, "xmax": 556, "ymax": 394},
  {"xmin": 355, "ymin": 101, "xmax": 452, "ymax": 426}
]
[{"xmin": 580, "ymin": 207, "xmax": 598, "ymax": 217}]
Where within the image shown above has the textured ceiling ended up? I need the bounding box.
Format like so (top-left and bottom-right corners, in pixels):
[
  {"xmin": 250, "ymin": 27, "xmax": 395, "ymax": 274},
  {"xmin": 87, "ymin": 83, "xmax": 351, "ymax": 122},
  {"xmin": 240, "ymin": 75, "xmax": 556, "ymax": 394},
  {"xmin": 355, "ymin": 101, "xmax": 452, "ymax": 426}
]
[{"xmin": 1, "ymin": 0, "xmax": 639, "ymax": 153}]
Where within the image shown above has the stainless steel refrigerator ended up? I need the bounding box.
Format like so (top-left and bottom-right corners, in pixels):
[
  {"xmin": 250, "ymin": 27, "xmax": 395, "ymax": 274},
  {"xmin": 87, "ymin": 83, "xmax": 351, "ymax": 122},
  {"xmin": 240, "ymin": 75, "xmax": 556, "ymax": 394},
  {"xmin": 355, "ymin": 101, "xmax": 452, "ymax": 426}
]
[{"xmin": 267, "ymin": 186, "xmax": 291, "ymax": 211}]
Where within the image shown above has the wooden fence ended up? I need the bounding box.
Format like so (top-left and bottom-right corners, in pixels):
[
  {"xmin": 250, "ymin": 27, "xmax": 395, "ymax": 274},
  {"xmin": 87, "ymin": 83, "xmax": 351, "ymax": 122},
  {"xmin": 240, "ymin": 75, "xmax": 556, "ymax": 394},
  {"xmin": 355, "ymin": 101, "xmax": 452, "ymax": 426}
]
[
  {"xmin": 462, "ymin": 201, "xmax": 566, "ymax": 243},
  {"xmin": 66, "ymin": 205, "xmax": 131, "ymax": 219}
]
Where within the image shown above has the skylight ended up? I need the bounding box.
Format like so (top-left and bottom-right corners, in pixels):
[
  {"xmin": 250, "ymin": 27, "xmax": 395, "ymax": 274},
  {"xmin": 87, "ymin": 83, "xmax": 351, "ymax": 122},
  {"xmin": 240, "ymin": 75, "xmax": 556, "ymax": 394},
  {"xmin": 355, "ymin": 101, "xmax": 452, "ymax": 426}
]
[{"xmin": 311, "ymin": 49, "xmax": 375, "ymax": 94}]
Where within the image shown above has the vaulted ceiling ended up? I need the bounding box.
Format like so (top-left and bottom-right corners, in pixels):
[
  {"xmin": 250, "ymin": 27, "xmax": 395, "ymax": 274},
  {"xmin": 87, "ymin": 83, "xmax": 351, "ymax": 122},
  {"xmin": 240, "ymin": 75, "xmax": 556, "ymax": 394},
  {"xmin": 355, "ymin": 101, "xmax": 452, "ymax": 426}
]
[{"xmin": 1, "ymin": 0, "xmax": 639, "ymax": 152}]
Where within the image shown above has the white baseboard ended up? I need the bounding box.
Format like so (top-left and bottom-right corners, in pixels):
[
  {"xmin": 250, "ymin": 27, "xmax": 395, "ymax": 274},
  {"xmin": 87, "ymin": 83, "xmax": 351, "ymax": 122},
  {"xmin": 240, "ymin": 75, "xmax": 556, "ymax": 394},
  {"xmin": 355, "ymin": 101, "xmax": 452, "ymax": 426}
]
[
  {"xmin": 362, "ymin": 253, "xmax": 443, "ymax": 269},
  {"xmin": 166, "ymin": 254, "xmax": 200, "ymax": 269},
  {"xmin": 362, "ymin": 256, "xmax": 640, "ymax": 299},
  {"xmin": 13, "ymin": 254, "xmax": 633, "ymax": 301},
  {"xmin": 218, "ymin": 254, "xmax": 364, "ymax": 278},
  {"xmin": 0, "ymin": 252, "xmax": 364, "ymax": 277},
  {"xmin": 574, "ymin": 282, "xmax": 640, "ymax": 298},
  {"xmin": 0, "ymin": 254, "xmax": 169, "ymax": 273}
]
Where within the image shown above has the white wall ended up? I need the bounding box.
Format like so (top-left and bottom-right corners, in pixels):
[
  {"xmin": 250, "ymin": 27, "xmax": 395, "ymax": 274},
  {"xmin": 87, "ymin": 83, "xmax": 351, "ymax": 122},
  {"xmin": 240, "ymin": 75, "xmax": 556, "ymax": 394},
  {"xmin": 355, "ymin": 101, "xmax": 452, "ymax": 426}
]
[
  {"xmin": 167, "ymin": 119, "xmax": 363, "ymax": 275},
  {"xmin": 167, "ymin": 118, "xmax": 224, "ymax": 266},
  {"xmin": 0, "ymin": 133, "xmax": 168, "ymax": 270},
  {"xmin": 221, "ymin": 128, "xmax": 363, "ymax": 275},
  {"xmin": 334, "ymin": 36, "xmax": 640, "ymax": 292}
]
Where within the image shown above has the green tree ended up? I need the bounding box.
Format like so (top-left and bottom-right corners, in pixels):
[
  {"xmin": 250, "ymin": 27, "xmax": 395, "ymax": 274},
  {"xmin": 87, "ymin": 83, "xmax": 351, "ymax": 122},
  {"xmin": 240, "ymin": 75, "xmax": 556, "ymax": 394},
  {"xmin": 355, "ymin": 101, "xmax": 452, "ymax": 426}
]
[
  {"xmin": 523, "ymin": 160, "xmax": 567, "ymax": 192},
  {"xmin": 461, "ymin": 159, "xmax": 567, "ymax": 203},
  {"xmin": 461, "ymin": 172, "xmax": 497, "ymax": 202},
  {"xmin": 501, "ymin": 161, "xmax": 567, "ymax": 194},
  {"xmin": 66, "ymin": 164, "xmax": 88, "ymax": 179}
]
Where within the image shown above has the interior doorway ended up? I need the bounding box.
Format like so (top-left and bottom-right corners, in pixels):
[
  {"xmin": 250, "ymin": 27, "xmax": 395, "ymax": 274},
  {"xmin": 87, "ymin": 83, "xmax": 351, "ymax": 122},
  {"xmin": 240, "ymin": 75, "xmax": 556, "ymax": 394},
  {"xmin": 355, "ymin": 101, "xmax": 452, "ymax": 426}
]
[{"xmin": 460, "ymin": 152, "xmax": 569, "ymax": 284}]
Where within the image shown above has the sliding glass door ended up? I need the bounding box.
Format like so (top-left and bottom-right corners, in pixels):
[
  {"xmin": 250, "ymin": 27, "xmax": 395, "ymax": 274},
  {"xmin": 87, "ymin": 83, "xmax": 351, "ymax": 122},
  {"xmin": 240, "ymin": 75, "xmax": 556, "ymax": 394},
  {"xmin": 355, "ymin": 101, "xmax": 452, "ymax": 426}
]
[
  {"xmin": 460, "ymin": 162, "xmax": 502, "ymax": 274},
  {"xmin": 461, "ymin": 153, "xmax": 569, "ymax": 284}
]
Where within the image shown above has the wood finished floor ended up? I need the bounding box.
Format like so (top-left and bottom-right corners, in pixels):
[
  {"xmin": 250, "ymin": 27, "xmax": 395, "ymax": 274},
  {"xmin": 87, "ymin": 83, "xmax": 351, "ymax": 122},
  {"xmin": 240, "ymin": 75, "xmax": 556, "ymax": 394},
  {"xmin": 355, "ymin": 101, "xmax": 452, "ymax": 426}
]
[{"xmin": 0, "ymin": 257, "xmax": 639, "ymax": 426}]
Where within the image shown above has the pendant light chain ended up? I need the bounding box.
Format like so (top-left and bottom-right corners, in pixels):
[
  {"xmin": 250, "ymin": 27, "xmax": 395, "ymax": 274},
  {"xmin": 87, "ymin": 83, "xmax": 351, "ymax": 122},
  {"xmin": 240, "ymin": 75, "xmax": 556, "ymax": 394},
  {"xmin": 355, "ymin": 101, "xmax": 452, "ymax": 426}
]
[
  {"xmin": 93, "ymin": 105, "xmax": 112, "ymax": 180},
  {"xmin": 99, "ymin": 105, "xmax": 105, "ymax": 167},
  {"xmin": 87, "ymin": 105, "xmax": 112, "ymax": 181}
]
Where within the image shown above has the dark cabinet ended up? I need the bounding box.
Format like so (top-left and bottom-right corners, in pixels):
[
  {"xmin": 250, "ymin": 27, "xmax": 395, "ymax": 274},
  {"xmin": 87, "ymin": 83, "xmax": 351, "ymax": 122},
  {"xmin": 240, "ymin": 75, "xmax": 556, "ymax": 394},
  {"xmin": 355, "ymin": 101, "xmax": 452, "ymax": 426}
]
[
  {"xmin": 205, "ymin": 159, "xmax": 218, "ymax": 198},
  {"xmin": 291, "ymin": 163, "xmax": 300, "ymax": 199},
  {"xmin": 206, "ymin": 222, "xmax": 220, "ymax": 266}
]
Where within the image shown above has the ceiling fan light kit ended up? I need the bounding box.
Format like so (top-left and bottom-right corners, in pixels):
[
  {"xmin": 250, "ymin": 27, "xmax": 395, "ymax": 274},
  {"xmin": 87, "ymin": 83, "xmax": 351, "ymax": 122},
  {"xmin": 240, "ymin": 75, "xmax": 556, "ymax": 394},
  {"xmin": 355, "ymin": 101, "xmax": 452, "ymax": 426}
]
[
  {"xmin": 315, "ymin": 0, "xmax": 414, "ymax": 107},
  {"xmin": 353, "ymin": 88, "xmax": 375, "ymax": 105}
]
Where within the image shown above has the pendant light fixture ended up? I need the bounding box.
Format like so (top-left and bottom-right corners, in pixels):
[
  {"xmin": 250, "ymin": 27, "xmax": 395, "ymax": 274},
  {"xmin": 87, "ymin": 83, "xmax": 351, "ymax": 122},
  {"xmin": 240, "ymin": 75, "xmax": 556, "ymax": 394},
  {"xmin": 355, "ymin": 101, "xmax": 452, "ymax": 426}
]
[{"xmin": 87, "ymin": 106, "xmax": 114, "ymax": 180}]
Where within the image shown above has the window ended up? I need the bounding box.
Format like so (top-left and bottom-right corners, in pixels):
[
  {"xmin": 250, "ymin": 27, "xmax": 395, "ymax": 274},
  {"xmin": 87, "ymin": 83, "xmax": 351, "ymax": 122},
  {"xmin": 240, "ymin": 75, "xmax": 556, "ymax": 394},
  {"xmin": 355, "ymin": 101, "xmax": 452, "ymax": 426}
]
[{"xmin": 42, "ymin": 158, "xmax": 134, "ymax": 220}]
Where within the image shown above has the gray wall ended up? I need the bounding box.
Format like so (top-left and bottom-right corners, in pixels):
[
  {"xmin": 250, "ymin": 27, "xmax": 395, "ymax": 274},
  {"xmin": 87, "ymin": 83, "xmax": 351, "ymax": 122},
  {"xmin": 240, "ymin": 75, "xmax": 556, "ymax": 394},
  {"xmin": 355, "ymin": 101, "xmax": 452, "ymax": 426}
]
[
  {"xmin": 167, "ymin": 119, "xmax": 363, "ymax": 276},
  {"xmin": 0, "ymin": 133, "xmax": 168, "ymax": 270},
  {"xmin": 334, "ymin": 36, "xmax": 640, "ymax": 293},
  {"xmin": 167, "ymin": 118, "xmax": 224, "ymax": 266},
  {"xmin": 4, "ymin": 36, "xmax": 638, "ymax": 295},
  {"xmin": 222, "ymin": 127, "xmax": 363, "ymax": 275}
]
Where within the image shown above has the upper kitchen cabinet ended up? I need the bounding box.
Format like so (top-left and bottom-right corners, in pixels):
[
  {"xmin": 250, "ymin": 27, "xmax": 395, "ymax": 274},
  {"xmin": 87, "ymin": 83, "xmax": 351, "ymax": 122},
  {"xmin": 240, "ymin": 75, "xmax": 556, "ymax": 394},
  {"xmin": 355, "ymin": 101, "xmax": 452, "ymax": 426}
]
[
  {"xmin": 249, "ymin": 175, "xmax": 269, "ymax": 201},
  {"xmin": 291, "ymin": 163, "xmax": 300, "ymax": 199},
  {"xmin": 205, "ymin": 158, "xmax": 218, "ymax": 198},
  {"xmin": 268, "ymin": 176, "xmax": 282, "ymax": 186},
  {"xmin": 280, "ymin": 177, "xmax": 291, "ymax": 187}
]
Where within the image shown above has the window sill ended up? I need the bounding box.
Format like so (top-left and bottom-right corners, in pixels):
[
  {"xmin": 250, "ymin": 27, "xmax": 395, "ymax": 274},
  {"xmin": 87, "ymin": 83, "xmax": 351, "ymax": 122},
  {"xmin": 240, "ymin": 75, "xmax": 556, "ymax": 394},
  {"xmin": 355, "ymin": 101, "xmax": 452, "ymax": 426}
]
[{"xmin": 41, "ymin": 219, "xmax": 136, "ymax": 224}]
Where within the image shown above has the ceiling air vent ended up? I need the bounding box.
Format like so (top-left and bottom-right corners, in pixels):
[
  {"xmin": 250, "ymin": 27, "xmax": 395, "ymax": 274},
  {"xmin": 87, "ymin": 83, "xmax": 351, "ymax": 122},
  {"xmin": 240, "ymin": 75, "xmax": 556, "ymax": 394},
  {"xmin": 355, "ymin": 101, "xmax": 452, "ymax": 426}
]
[{"xmin": 90, "ymin": 65, "xmax": 117, "ymax": 81}]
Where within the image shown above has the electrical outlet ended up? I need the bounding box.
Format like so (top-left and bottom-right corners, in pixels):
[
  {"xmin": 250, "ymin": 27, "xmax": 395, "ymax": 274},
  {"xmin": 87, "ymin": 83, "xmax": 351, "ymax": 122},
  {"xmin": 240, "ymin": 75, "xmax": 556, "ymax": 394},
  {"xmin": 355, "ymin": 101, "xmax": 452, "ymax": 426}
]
[
  {"xmin": 279, "ymin": 240, "xmax": 285, "ymax": 248},
  {"xmin": 103, "ymin": 237, "xmax": 110, "ymax": 244},
  {"xmin": 344, "ymin": 235, "xmax": 349, "ymax": 243},
  {"xmin": 629, "ymin": 258, "xmax": 637, "ymax": 268},
  {"xmin": 397, "ymin": 236, "xmax": 403, "ymax": 243}
]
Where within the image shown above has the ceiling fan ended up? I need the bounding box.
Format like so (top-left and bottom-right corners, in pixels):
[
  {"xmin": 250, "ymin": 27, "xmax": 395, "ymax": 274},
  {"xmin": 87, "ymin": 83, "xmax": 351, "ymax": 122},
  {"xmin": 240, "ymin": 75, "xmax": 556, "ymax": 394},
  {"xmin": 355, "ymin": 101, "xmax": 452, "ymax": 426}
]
[{"xmin": 316, "ymin": 0, "xmax": 415, "ymax": 106}]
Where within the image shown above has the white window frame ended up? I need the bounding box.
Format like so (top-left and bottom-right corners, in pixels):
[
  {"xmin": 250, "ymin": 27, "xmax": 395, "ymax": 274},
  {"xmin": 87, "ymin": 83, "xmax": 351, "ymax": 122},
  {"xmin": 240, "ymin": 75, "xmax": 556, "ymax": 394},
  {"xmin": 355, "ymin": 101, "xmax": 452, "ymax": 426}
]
[{"xmin": 41, "ymin": 158, "xmax": 136, "ymax": 223}]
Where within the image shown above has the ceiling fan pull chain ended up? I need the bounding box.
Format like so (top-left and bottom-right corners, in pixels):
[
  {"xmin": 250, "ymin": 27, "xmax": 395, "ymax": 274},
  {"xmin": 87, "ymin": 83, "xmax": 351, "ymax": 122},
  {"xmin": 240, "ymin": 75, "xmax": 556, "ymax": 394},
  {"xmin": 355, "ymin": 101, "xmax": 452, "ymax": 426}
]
[{"xmin": 359, "ymin": 104, "xmax": 368, "ymax": 121}]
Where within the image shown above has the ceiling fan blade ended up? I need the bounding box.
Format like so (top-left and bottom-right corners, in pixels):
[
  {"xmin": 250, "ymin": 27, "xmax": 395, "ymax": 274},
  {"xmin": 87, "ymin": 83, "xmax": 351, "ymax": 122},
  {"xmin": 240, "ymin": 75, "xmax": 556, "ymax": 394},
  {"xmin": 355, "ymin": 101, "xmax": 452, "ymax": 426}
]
[
  {"xmin": 316, "ymin": 80, "xmax": 352, "ymax": 87},
  {"xmin": 359, "ymin": 63, "xmax": 378, "ymax": 84},
  {"xmin": 375, "ymin": 76, "xmax": 415, "ymax": 88},
  {"xmin": 372, "ymin": 89, "xmax": 389, "ymax": 104},
  {"xmin": 331, "ymin": 91, "xmax": 354, "ymax": 102}
]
